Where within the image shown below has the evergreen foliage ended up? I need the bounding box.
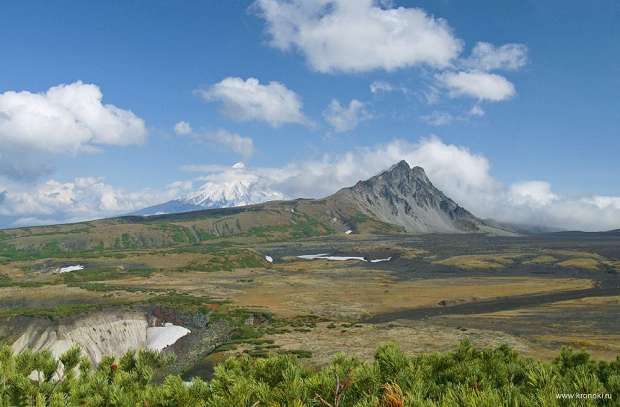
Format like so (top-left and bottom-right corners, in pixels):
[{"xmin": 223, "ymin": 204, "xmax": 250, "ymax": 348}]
[{"xmin": 0, "ymin": 340, "xmax": 618, "ymax": 406}]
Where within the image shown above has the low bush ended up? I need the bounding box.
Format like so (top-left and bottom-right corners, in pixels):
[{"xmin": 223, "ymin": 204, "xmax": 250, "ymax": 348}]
[{"xmin": 0, "ymin": 340, "xmax": 618, "ymax": 406}]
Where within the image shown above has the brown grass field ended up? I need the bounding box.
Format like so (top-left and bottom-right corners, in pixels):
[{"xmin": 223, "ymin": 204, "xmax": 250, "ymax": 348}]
[{"xmin": 1, "ymin": 231, "xmax": 619, "ymax": 366}]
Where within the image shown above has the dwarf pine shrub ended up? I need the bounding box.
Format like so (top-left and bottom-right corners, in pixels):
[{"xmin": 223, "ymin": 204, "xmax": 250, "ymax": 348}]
[{"xmin": 0, "ymin": 340, "xmax": 618, "ymax": 406}]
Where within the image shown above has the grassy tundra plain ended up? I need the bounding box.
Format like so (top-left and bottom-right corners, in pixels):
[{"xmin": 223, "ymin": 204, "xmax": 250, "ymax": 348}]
[{"xmin": 0, "ymin": 212, "xmax": 619, "ymax": 405}]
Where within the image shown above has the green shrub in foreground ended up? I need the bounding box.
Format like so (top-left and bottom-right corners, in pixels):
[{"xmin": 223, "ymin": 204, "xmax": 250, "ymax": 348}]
[{"xmin": 0, "ymin": 340, "xmax": 619, "ymax": 406}]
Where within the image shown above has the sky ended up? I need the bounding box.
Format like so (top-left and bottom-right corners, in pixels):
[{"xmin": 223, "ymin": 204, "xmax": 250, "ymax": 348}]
[{"xmin": 0, "ymin": 0, "xmax": 619, "ymax": 230}]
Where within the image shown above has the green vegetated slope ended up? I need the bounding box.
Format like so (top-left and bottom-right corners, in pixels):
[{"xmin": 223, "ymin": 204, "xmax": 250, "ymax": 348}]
[
  {"xmin": 1, "ymin": 340, "xmax": 618, "ymax": 406},
  {"xmin": 0, "ymin": 199, "xmax": 401, "ymax": 261}
]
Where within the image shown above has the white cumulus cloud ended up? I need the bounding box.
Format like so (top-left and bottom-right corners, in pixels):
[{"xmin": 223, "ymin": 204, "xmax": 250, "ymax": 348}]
[
  {"xmin": 437, "ymin": 71, "xmax": 516, "ymax": 102},
  {"xmin": 466, "ymin": 41, "xmax": 528, "ymax": 71},
  {"xmin": 0, "ymin": 81, "xmax": 146, "ymax": 153},
  {"xmin": 0, "ymin": 81, "xmax": 147, "ymax": 180},
  {"xmin": 509, "ymin": 181, "xmax": 558, "ymax": 207},
  {"xmin": 323, "ymin": 99, "xmax": 371, "ymax": 132},
  {"xmin": 468, "ymin": 104, "xmax": 485, "ymax": 117},
  {"xmin": 196, "ymin": 77, "xmax": 309, "ymax": 127},
  {"xmin": 585, "ymin": 196, "xmax": 620, "ymax": 210},
  {"xmin": 174, "ymin": 121, "xmax": 192, "ymax": 135},
  {"xmin": 370, "ymin": 81, "xmax": 395, "ymax": 94},
  {"xmin": 253, "ymin": 0, "xmax": 463, "ymax": 73},
  {"xmin": 174, "ymin": 121, "xmax": 254, "ymax": 158},
  {"xmin": 206, "ymin": 129, "xmax": 255, "ymax": 158},
  {"xmin": 253, "ymin": 1, "xmax": 527, "ymax": 111},
  {"xmin": 421, "ymin": 111, "xmax": 455, "ymax": 126}
]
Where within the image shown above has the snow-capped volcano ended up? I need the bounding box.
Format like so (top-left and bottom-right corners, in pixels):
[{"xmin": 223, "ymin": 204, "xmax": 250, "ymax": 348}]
[
  {"xmin": 182, "ymin": 176, "xmax": 284, "ymax": 208},
  {"xmin": 133, "ymin": 163, "xmax": 285, "ymax": 216}
]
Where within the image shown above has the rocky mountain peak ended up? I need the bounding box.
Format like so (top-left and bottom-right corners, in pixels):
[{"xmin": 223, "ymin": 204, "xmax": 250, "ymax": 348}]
[
  {"xmin": 411, "ymin": 166, "xmax": 429, "ymax": 181},
  {"xmin": 355, "ymin": 161, "xmax": 432, "ymax": 197},
  {"xmin": 388, "ymin": 159, "xmax": 411, "ymax": 172},
  {"xmin": 331, "ymin": 161, "xmax": 492, "ymax": 234},
  {"xmin": 377, "ymin": 160, "xmax": 430, "ymax": 184}
]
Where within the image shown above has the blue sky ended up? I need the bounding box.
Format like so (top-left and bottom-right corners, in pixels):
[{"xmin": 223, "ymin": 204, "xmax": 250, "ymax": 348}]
[{"xmin": 0, "ymin": 0, "xmax": 619, "ymax": 230}]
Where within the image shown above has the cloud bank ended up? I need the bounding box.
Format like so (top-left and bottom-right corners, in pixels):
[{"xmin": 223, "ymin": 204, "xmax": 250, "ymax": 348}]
[
  {"xmin": 179, "ymin": 138, "xmax": 620, "ymax": 232},
  {"xmin": 0, "ymin": 177, "xmax": 189, "ymax": 227},
  {"xmin": 2, "ymin": 137, "xmax": 618, "ymax": 232}
]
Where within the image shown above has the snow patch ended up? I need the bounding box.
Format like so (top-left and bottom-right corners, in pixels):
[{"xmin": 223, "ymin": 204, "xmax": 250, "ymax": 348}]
[
  {"xmin": 297, "ymin": 254, "xmax": 392, "ymax": 263},
  {"xmin": 370, "ymin": 257, "xmax": 392, "ymax": 263},
  {"xmin": 320, "ymin": 256, "xmax": 366, "ymax": 261},
  {"xmin": 296, "ymin": 253, "xmax": 330, "ymax": 260},
  {"xmin": 56, "ymin": 265, "xmax": 85, "ymax": 273},
  {"xmin": 146, "ymin": 324, "xmax": 190, "ymax": 351},
  {"xmin": 297, "ymin": 253, "xmax": 365, "ymax": 261}
]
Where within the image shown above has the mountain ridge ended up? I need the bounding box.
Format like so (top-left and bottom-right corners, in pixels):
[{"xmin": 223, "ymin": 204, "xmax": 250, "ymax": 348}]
[
  {"xmin": 0, "ymin": 162, "xmax": 513, "ymax": 255},
  {"xmin": 134, "ymin": 160, "xmax": 503, "ymax": 235}
]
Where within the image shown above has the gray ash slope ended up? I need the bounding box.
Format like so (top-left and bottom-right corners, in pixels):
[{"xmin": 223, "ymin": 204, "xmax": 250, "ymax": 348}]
[{"xmin": 325, "ymin": 160, "xmax": 510, "ymax": 235}]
